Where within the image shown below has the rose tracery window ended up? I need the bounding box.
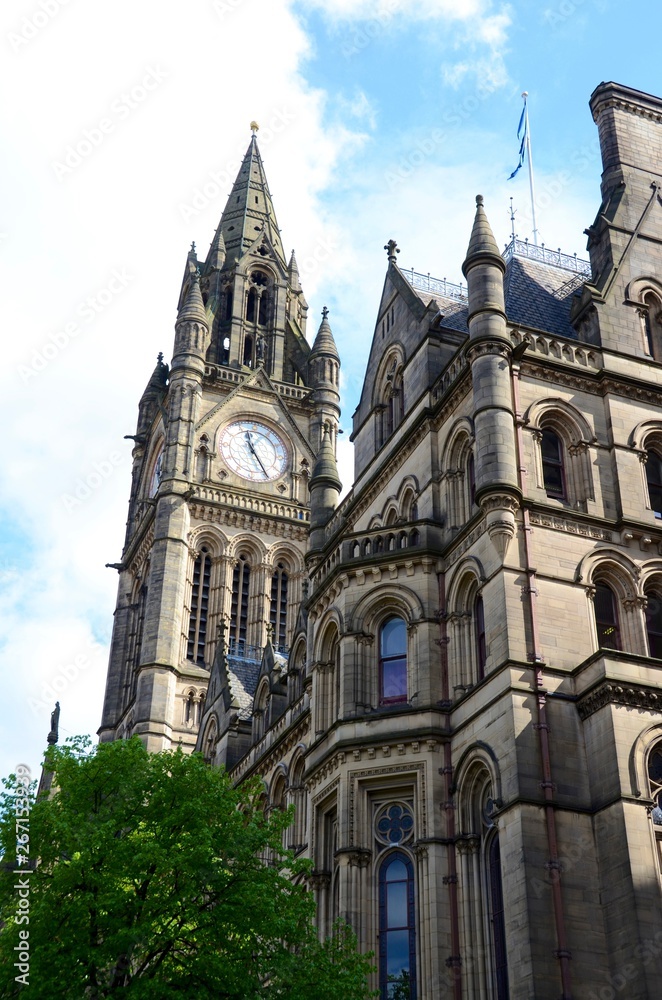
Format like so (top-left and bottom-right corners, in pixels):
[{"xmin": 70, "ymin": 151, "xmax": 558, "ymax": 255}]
[{"xmin": 375, "ymin": 802, "xmax": 414, "ymax": 848}]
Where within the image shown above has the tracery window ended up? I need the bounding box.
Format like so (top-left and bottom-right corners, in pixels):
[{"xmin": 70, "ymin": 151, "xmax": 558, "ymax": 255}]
[
  {"xmin": 230, "ymin": 553, "xmax": 251, "ymax": 653},
  {"xmin": 378, "ymin": 852, "xmax": 416, "ymax": 1000},
  {"xmin": 187, "ymin": 547, "xmax": 211, "ymax": 666},
  {"xmin": 594, "ymin": 583, "xmax": 621, "ymax": 651},
  {"xmin": 379, "ymin": 617, "xmax": 407, "ymax": 705}
]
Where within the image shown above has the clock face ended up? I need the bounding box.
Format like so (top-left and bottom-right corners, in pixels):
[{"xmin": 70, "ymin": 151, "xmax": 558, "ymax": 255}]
[{"xmin": 219, "ymin": 420, "xmax": 287, "ymax": 482}]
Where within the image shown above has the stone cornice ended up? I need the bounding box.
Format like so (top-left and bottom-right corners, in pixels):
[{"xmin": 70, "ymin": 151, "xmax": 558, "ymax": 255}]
[{"xmin": 577, "ymin": 681, "xmax": 662, "ymax": 721}]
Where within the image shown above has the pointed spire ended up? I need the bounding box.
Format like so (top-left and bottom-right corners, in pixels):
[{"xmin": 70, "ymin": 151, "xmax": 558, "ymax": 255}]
[
  {"xmin": 144, "ymin": 352, "xmax": 169, "ymax": 395},
  {"xmin": 311, "ymin": 305, "xmax": 339, "ymax": 360},
  {"xmin": 208, "ymin": 228, "xmax": 226, "ymax": 271},
  {"xmin": 176, "ymin": 271, "xmax": 208, "ymax": 326},
  {"xmin": 462, "ymin": 195, "xmax": 504, "ymax": 277},
  {"xmin": 206, "ymin": 130, "xmax": 286, "ymax": 269},
  {"xmin": 288, "ymin": 249, "xmax": 300, "ymax": 291}
]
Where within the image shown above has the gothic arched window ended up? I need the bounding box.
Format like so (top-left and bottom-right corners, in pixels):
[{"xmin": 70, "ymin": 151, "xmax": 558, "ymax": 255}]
[
  {"xmin": 378, "ymin": 852, "xmax": 416, "ymax": 1000},
  {"xmin": 647, "ymin": 743, "xmax": 662, "ymax": 874},
  {"xmin": 475, "ymin": 594, "xmax": 486, "ymax": 681},
  {"xmin": 488, "ymin": 832, "xmax": 509, "ymax": 999},
  {"xmin": 187, "ymin": 547, "xmax": 211, "ymax": 666},
  {"xmin": 379, "ymin": 617, "xmax": 407, "ymax": 705},
  {"xmin": 230, "ymin": 553, "xmax": 251, "ymax": 654},
  {"xmin": 642, "ymin": 292, "xmax": 662, "ymax": 359},
  {"xmin": 594, "ymin": 583, "xmax": 621, "ymax": 651},
  {"xmin": 645, "ymin": 589, "xmax": 662, "ymax": 658},
  {"xmin": 645, "ymin": 449, "xmax": 662, "ymax": 517},
  {"xmin": 541, "ymin": 429, "xmax": 566, "ymax": 500},
  {"xmin": 270, "ymin": 563, "xmax": 288, "ymax": 650}
]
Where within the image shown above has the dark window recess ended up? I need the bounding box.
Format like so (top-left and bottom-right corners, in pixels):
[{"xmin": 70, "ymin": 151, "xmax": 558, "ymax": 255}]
[
  {"xmin": 475, "ymin": 595, "xmax": 486, "ymax": 680},
  {"xmin": 468, "ymin": 453, "xmax": 476, "ymax": 507},
  {"xmin": 646, "ymin": 590, "xmax": 662, "ymax": 658},
  {"xmin": 379, "ymin": 617, "xmax": 407, "ymax": 705},
  {"xmin": 187, "ymin": 548, "xmax": 211, "ymax": 665},
  {"xmin": 541, "ymin": 429, "xmax": 566, "ymax": 499},
  {"xmin": 646, "ymin": 450, "xmax": 662, "ymax": 517},
  {"xmin": 594, "ymin": 583, "xmax": 621, "ymax": 650},
  {"xmin": 269, "ymin": 564, "xmax": 288, "ymax": 648},
  {"xmin": 488, "ymin": 834, "xmax": 509, "ymax": 1000},
  {"xmin": 230, "ymin": 555, "xmax": 251, "ymax": 652}
]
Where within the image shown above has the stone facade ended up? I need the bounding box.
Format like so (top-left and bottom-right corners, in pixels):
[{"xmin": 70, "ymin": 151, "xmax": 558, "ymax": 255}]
[{"xmin": 100, "ymin": 84, "xmax": 662, "ymax": 998}]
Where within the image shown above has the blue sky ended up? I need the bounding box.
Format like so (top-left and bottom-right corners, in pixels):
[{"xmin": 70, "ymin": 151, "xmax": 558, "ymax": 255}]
[{"xmin": 1, "ymin": 0, "xmax": 659, "ymax": 781}]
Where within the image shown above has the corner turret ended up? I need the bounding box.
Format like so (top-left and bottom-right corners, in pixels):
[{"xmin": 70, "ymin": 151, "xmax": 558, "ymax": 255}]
[
  {"xmin": 462, "ymin": 196, "xmax": 519, "ymax": 558},
  {"xmin": 308, "ymin": 424, "xmax": 342, "ymax": 552}
]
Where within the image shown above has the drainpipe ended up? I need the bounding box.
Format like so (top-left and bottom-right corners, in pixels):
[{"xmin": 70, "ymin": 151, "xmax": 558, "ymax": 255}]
[
  {"xmin": 511, "ymin": 356, "xmax": 573, "ymax": 999},
  {"xmin": 437, "ymin": 571, "xmax": 463, "ymax": 1000}
]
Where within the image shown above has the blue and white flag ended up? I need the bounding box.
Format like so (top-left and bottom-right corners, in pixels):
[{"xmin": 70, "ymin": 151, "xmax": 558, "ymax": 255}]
[{"xmin": 508, "ymin": 104, "xmax": 527, "ymax": 180}]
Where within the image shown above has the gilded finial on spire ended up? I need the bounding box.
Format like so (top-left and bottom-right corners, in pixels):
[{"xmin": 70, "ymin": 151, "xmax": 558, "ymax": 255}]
[{"xmin": 250, "ymin": 120, "xmax": 259, "ymax": 134}]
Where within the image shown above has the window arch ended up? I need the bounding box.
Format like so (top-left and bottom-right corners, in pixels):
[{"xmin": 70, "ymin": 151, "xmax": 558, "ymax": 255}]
[
  {"xmin": 378, "ymin": 851, "xmax": 416, "ymax": 1000},
  {"xmin": 187, "ymin": 546, "xmax": 212, "ymax": 666},
  {"xmin": 374, "ymin": 349, "xmax": 405, "ymax": 449},
  {"xmin": 288, "ymin": 755, "xmax": 307, "ymax": 851},
  {"xmin": 645, "ymin": 448, "xmax": 662, "ymax": 518},
  {"xmin": 379, "ymin": 616, "xmax": 408, "ymax": 705},
  {"xmin": 526, "ymin": 399, "xmax": 595, "ymax": 510},
  {"xmin": 230, "ymin": 553, "xmax": 251, "ymax": 654},
  {"xmin": 442, "ymin": 421, "xmax": 475, "ymax": 530},
  {"xmin": 540, "ymin": 428, "xmax": 566, "ymax": 499},
  {"xmin": 270, "ymin": 562, "xmax": 289, "ymax": 650},
  {"xmin": 593, "ymin": 582, "xmax": 621, "ymax": 650},
  {"xmin": 446, "ymin": 561, "xmax": 488, "ymax": 690},
  {"xmin": 475, "ymin": 594, "xmax": 486, "ymax": 681},
  {"xmin": 648, "ymin": 742, "xmax": 662, "ymax": 875},
  {"xmin": 642, "ymin": 291, "xmax": 662, "ymax": 359},
  {"xmin": 456, "ymin": 762, "xmax": 508, "ymax": 999},
  {"xmin": 645, "ymin": 587, "xmax": 662, "ymax": 658}
]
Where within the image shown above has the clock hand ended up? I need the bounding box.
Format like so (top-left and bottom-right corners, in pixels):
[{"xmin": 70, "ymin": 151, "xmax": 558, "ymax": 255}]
[{"xmin": 244, "ymin": 431, "xmax": 269, "ymax": 479}]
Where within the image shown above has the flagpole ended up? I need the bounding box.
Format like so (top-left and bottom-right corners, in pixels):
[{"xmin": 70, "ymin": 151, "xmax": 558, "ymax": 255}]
[{"xmin": 522, "ymin": 91, "xmax": 539, "ymax": 246}]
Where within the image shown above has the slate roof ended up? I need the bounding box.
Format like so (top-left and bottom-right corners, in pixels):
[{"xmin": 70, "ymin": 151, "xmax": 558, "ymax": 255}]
[
  {"xmin": 405, "ymin": 253, "xmax": 587, "ymax": 341},
  {"xmin": 226, "ymin": 654, "xmax": 261, "ymax": 719}
]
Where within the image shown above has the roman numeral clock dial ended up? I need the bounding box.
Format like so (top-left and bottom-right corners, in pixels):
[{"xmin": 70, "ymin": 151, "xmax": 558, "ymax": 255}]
[{"xmin": 219, "ymin": 420, "xmax": 288, "ymax": 482}]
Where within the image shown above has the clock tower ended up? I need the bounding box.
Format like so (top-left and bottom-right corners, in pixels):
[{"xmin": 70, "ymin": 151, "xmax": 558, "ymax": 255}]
[{"xmin": 99, "ymin": 127, "xmax": 341, "ymax": 753}]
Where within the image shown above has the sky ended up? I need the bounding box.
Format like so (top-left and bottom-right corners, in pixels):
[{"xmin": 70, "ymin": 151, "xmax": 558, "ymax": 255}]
[{"xmin": 1, "ymin": 0, "xmax": 660, "ymax": 782}]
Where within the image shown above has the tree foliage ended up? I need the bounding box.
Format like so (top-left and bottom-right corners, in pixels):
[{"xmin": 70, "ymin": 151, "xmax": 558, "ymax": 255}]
[{"xmin": 0, "ymin": 738, "xmax": 375, "ymax": 999}]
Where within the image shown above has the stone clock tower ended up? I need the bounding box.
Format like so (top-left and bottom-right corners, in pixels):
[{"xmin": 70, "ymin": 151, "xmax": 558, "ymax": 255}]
[{"xmin": 98, "ymin": 126, "xmax": 340, "ymax": 753}]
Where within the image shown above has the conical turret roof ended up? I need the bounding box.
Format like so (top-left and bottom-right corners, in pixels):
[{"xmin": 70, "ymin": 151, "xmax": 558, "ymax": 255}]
[
  {"xmin": 288, "ymin": 249, "xmax": 301, "ymax": 291},
  {"xmin": 143, "ymin": 352, "xmax": 169, "ymax": 396},
  {"xmin": 205, "ymin": 128, "xmax": 286, "ymax": 269},
  {"xmin": 311, "ymin": 426, "xmax": 342, "ymax": 490},
  {"xmin": 462, "ymin": 195, "xmax": 504, "ymax": 276},
  {"xmin": 310, "ymin": 306, "xmax": 339, "ymax": 360},
  {"xmin": 176, "ymin": 272, "xmax": 208, "ymax": 326}
]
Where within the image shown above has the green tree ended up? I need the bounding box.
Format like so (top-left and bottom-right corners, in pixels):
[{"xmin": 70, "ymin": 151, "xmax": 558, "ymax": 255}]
[{"xmin": 0, "ymin": 737, "xmax": 375, "ymax": 999}]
